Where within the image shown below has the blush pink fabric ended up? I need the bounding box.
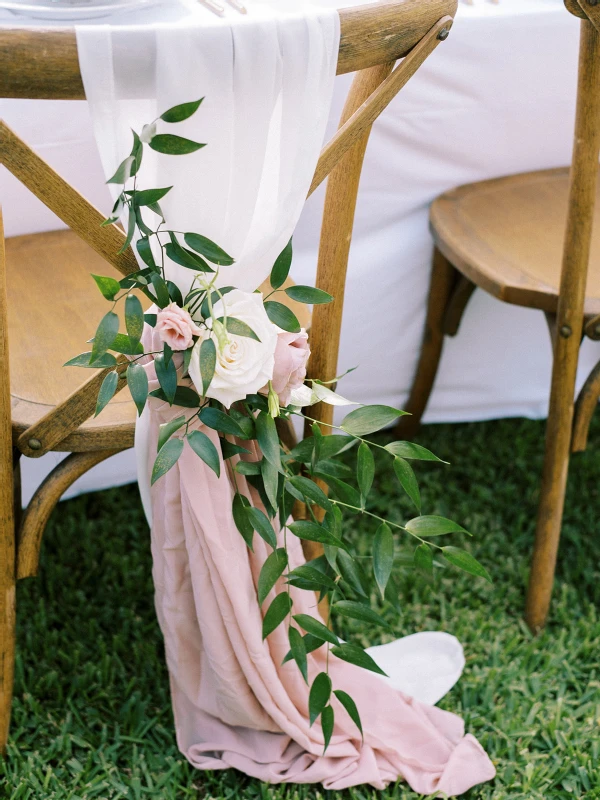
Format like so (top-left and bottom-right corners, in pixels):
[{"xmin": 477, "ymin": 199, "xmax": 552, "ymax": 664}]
[{"xmin": 140, "ymin": 325, "xmax": 496, "ymax": 796}]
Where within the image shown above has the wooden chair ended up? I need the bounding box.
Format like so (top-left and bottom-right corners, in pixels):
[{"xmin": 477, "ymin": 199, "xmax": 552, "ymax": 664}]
[
  {"xmin": 0, "ymin": 0, "xmax": 458, "ymax": 753},
  {"xmin": 396, "ymin": 0, "xmax": 600, "ymax": 633}
]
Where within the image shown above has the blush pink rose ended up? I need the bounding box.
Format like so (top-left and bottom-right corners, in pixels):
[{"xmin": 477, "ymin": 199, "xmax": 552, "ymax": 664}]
[
  {"xmin": 155, "ymin": 303, "xmax": 202, "ymax": 351},
  {"xmin": 268, "ymin": 328, "xmax": 310, "ymax": 406}
]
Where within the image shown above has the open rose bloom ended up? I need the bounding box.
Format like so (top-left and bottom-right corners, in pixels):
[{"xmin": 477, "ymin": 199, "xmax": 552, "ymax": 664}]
[{"xmin": 156, "ymin": 302, "xmax": 202, "ymax": 351}]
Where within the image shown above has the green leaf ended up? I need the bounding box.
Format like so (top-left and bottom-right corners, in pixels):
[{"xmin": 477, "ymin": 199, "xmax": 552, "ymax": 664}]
[
  {"xmin": 442, "ymin": 547, "xmax": 492, "ymax": 582},
  {"xmin": 385, "ymin": 441, "xmax": 447, "ymax": 463},
  {"xmin": 91, "ymin": 311, "xmax": 119, "ymax": 363},
  {"xmin": 157, "ymin": 415, "xmax": 186, "ymax": 452},
  {"xmin": 333, "ymin": 690, "xmax": 362, "ymax": 739},
  {"xmin": 291, "ymin": 435, "xmax": 355, "ymax": 464},
  {"xmin": 130, "ymin": 130, "xmax": 143, "ymax": 176},
  {"xmin": 149, "ymin": 134, "xmax": 206, "ymax": 155},
  {"xmin": 199, "ymin": 407, "xmax": 245, "ymax": 437},
  {"xmin": 118, "ymin": 207, "xmax": 136, "ymax": 254},
  {"xmin": 356, "ymin": 442, "xmax": 374, "ymax": 505},
  {"xmin": 309, "ymin": 672, "xmax": 331, "ymax": 726},
  {"xmin": 160, "ymin": 97, "xmax": 204, "ymax": 123},
  {"xmin": 270, "ymin": 239, "xmax": 292, "ymax": 290},
  {"xmin": 256, "ymin": 411, "xmax": 281, "ymax": 471},
  {"xmin": 406, "ymin": 516, "xmax": 469, "ymax": 537},
  {"xmin": 92, "ymin": 274, "xmax": 121, "ymax": 301},
  {"xmin": 373, "ymin": 522, "xmax": 394, "ymax": 599},
  {"xmin": 284, "ymin": 285, "xmax": 333, "ymax": 305},
  {"xmin": 288, "ymin": 520, "xmax": 346, "ymax": 550},
  {"xmin": 232, "ymin": 493, "xmax": 254, "ymax": 549},
  {"xmin": 414, "ymin": 543, "xmax": 433, "ymax": 575},
  {"xmin": 341, "ymin": 405, "xmax": 407, "ymax": 436},
  {"xmin": 331, "ymin": 643, "xmax": 387, "ymax": 676},
  {"xmin": 286, "ymin": 565, "xmax": 337, "ymax": 592},
  {"xmin": 337, "ymin": 550, "xmax": 369, "ymax": 598},
  {"xmin": 187, "ymin": 430, "xmax": 221, "ymax": 478},
  {"xmin": 127, "ymin": 362, "xmax": 148, "ymax": 415},
  {"xmin": 165, "ymin": 241, "xmax": 214, "ymax": 273},
  {"xmin": 64, "ymin": 352, "xmax": 117, "ymax": 369},
  {"xmin": 154, "ymin": 353, "xmax": 177, "ymax": 405},
  {"xmin": 144, "ymin": 313, "xmax": 157, "ymax": 327},
  {"xmin": 314, "ymin": 474, "xmax": 361, "ymax": 509},
  {"xmin": 288, "ymin": 626, "xmax": 308, "ymax": 683},
  {"xmin": 136, "ymin": 236, "xmax": 156, "ymax": 269},
  {"xmin": 393, "ymin": 458, "xmax": 421, "ymax": 513},
  {"xmin": 321, "ymin": 705, "xmax": 334, "ymax": 752},
  {"xmin": 235, "ymin": 461, "xmax": 261, "ymax": 477},
  {"xmin": 199, "ymin": 286, "xmax": 235, "ymax": 319},
  {"xmin": 333, "ymin": 600, "xmax": 389, "ymax": 629},
  {"xmin": 151, "ymin": 437, "xmax": 184, "ymax": 485},
  {"xmin": 221, "ymin": 440, "xmax": 251, "ymax": 460},
  {"xmin": 150, "ymin": 274, "xmax": 171, "ymax": 308},
  {"xmin": 106, "ymin": 155, "xmax": 135, "ymax": 185},
  {"xmin": 282, "ymin": 633, "xmax": 324, "ymax": 664},
  {"xmin": 125, "ymin": 293, "xmax": 144, "ymax": 347},
  {"xmin": 166, "ymin": 281, "xmax": 184, "ymax": 308},
  {"xmin": 149, "ymin": 386, "xmax": 200, "ymax": 408},
  {"xmin": 199, "ymin": 338, "xmax": 216, "ymax": 396},
  {"xmin": 257, "ymin": 548, "xmax": 288, "ymax": 605},
  {"xmin": 184, "ymin": 233, "xmax": 234, "ymax": 266},
  {"xmin": 261, "ymin": 457, "xmax": 279, "ymax": 511},
  {"xmin": 103, "ymin": 333, "xmax": 143, "ymax": 356},
  {"xmin": 216, "ymin": 317, "xmax": 260, "ymax": 341},
  {"xmin": 288, "ymin": 476, "xmax": 331, "ymax": 511},
  {"xmin": 94, "ymin": 371, "xmax": 119, "ymax": 417},
  {"xmin": 293, "ymin": 614, "xmax": 339, "ymax": 646},
  {"xmin": 246, "ymin": 507, "xmax": 277, "ymax": 549},
  {"xmin": 264, "ymin": 301, "xmax": 301, "ymax": 333},
  {"xmin": 227, "ymin": 409, "xmax": 255, "ymax": 440},
  {"xmin": 262, "ymin": 592, "xmax": 292, "ymax": 639},
  {"xmin": 132, "ymin": 186, "xmax": 172, "ymax": 206}
]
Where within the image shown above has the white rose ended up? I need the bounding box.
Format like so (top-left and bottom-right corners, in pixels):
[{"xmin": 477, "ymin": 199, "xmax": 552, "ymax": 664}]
[{"xmin": 189, "ymin": 289, "xmax": 278, "ymax": 408}]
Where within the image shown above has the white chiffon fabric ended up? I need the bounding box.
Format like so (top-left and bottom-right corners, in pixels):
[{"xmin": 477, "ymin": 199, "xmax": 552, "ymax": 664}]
[{"xmin": 77, "ymin": 0, "xmax": 466, "ymax": 727}]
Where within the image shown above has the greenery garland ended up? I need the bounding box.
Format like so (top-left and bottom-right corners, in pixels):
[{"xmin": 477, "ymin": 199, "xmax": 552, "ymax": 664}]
[{"xmin": 68, "ymin": 97, "xmax": 491, "ymax": 752}]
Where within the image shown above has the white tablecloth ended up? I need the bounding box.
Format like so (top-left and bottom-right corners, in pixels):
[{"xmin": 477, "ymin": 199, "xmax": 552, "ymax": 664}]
[{"xmin": 1, "ymin": 0, "xmax": 595, "ymax": 503}]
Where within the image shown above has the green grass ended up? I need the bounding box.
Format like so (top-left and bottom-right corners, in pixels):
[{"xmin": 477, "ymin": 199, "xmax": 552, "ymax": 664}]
[{"xmin": 3, "ymin": 415, "xmax": 600, "ymax": 799}]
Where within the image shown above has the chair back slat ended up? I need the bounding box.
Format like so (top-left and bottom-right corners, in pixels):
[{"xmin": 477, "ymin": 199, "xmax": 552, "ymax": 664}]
[
  {"xmin": 0, "ymin": 122, "xmax": 137, "ymax": 277},
  {"xmin": 0, "ymin": 0, "xmax": 457, "ymax": 99},
  {"xmin": 0, "ymin": 0, "xmax": 456, "ymax": 454}
]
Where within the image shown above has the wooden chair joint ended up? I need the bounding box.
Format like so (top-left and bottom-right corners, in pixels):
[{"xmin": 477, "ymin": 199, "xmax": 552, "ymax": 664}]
[
  {"xmin": 16, "ymin": 355, "xmax": 130, "ymax": 458},
  {"xmin": 308, "ymin": 15, "xmax": 454, "ymax": 198},
  {"xmin": 576, "ymin": 0, "xmax": 600, "ymax": 31}
]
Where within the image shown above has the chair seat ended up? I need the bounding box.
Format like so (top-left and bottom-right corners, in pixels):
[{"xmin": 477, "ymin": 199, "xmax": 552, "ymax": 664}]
[
  {"xmin": 430, "ymin": 167, "xmax": 600, "ymax": 315},
  {"xmin": 7, "ymin": 229, "xmax": 309, "ymax": 452}
]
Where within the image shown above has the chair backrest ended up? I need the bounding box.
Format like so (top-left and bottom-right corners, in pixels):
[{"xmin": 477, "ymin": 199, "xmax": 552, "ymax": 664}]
[
  {"xmin": 553, "ymin": 5, "xmax": 600, "ymax": 362},
  {"xmin": 0, "ymin": 0, "xmax": 458, "ymax": 459}
]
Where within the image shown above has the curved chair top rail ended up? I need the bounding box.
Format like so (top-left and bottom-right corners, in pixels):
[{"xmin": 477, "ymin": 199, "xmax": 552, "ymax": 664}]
[{"xmin": 0, "ymin": 0, "xmax": 457, "ymax": 99}]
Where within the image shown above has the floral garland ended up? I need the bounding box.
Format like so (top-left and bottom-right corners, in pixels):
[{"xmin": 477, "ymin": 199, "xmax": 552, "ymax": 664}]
[{"xmin": 68, "ymin": 97, "xmax": 491, "ymax": 751}]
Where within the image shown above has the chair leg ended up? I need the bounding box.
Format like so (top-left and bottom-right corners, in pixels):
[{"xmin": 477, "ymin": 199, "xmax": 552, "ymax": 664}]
[
  {"xmin": 395, "ymin": 247, "xmax": 458, "ymax": 439},
  {"xmin": 525, "ymin": 350, "xmax": 580, "ymax": 633}
]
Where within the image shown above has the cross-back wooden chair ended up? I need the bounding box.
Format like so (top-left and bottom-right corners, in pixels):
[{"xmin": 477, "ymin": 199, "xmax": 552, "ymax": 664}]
[
  {"xmin": 0, "ymin": 0, "xmax": 457, "ymax": 753},
  {"xmin": 395, "ymin": 0, "xmax": 600, "ymax": 633}
]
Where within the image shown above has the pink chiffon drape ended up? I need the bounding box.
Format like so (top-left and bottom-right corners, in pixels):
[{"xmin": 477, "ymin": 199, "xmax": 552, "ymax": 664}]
[{"xmin": 139, "ymin": 326, "xmax": 495, "ymax": 796}]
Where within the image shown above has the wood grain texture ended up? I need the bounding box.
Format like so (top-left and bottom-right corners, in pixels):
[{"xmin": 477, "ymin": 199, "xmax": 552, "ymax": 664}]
[
  {"xmin": 576, "ymin": 0, "xmax": 600, "ymax": 30},
  {"xmin": 0, "ymin": 210, "xmax": 16, "ymax": 754},
  {"xmin": 566, "ymin": 0, "xmax": 587, "ymax": 19},
  {"xmin": 17, "ymin": 449, "xmax": 123, "ymax": 579},
  {"xmin": 309, "ymin": 15, "xmax": 453, "ymax": 197},
  {"xmin": 306, "ymin": 63, "xmax": 394, "ymax": 438},
  {"xmin": 394, "ymin": 248, "xmax": 457, "ymax": 440},
  {"xmin": 526, "ymin": 20, "xmax": 600, "ymax": 633},
  {"xmin": 572, "ymin": 357, "xmax": 600, "ymax": 452},
  {"xmin": 0, "ymin": 0, "xmax": 457, "ymax": 99},
  {"xmin": 430, "ymin": 167, "xmax": 600, "ymax": 314},
  {"xmin": 0, "ymin": 122, "xmax": 138, "ymax": 277}
]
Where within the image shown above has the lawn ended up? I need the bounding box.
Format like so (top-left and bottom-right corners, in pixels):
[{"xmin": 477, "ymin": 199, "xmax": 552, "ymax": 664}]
[{"xmin": 3, "ymin": 415, "xmax": 600, "ymax": 799}]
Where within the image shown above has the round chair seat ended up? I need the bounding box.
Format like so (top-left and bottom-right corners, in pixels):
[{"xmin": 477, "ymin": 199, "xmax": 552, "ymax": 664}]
[
  {"xmin": 430, "ymin": 167, "xmax": 600, "ymax": 315},
  {"xmin": 6, "ymin": 229, "xmax": 309, "ymax": 452}
]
